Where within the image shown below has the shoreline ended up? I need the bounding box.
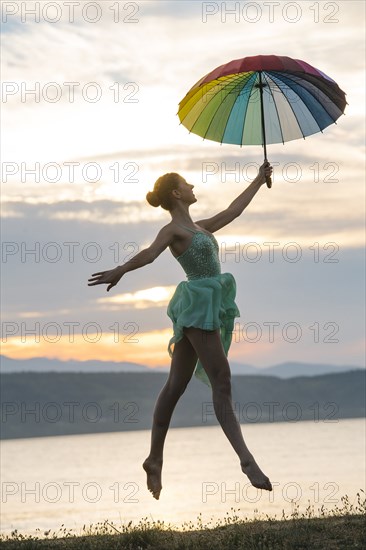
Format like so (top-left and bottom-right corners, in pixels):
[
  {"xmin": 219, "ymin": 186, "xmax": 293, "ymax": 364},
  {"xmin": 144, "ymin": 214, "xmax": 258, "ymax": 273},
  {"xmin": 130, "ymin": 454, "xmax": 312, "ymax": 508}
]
[{"xmin": 1, "ymin": 415, "xmax": 365, "ymax": 443}]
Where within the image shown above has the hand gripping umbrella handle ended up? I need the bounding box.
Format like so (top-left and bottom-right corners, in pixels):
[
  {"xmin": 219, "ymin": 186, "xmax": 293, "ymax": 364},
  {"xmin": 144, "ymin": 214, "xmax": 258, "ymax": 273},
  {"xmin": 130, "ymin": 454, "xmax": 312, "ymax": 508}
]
[{"xmin": 264, "ymin": 157, "xmax": 272, "ymax": 188}]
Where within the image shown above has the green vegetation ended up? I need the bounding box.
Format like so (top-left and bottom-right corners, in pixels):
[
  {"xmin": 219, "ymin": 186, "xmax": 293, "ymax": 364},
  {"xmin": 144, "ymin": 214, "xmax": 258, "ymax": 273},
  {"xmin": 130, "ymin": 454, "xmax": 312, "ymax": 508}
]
[
  {"xmin": 1, "ymin": 370, "xmax": 365, "ymax": 439},
  {"xmin": 1, "ymin": 491, "xmax": 365, "ymax": 549}
]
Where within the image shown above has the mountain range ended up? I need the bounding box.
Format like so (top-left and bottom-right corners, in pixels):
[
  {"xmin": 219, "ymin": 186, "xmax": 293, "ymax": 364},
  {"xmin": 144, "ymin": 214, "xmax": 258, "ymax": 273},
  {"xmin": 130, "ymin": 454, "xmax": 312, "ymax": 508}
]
[
  {"xmin": 1, "ymin": 369, "xmax": 364, "ymax": 439},
  {"xmin": 0, "ymin": 354, "xmax": 363, "ymax": 378}
]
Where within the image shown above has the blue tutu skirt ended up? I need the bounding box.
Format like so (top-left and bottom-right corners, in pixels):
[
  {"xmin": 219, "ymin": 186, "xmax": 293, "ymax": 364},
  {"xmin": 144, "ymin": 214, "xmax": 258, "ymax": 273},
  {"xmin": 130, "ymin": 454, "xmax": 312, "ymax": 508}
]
[{"xmin": 167, "ymin": 272, "xmax": 240, "ymax": 387}]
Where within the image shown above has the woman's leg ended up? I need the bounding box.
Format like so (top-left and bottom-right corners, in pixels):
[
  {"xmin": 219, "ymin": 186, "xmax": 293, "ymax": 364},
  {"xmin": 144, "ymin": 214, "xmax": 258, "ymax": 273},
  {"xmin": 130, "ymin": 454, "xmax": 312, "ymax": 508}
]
[
  {"xmin": 143, "ymin": 334, "xmax": 198, "ymax": 499},
  {"xmin": 183, "ymin": 326, "xmax": 272, "ymax": 491}
]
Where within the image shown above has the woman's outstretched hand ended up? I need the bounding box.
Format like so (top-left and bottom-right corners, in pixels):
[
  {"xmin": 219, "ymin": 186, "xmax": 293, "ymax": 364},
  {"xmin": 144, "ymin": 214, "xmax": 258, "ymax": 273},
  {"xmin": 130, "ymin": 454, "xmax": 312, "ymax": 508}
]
[
  {"xmin": 88, "ymin": 266, "xmax": 123, "ymax": 292},
  {"xmin": 258, "ymin": 161, "xmax": 273, "ymax": 185}
]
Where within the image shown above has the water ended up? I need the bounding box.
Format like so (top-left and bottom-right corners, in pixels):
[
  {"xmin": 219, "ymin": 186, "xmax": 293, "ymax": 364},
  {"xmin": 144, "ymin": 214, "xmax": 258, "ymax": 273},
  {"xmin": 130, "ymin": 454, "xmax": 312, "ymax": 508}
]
[{"xmin": 1, "ymin": 418, "xmax": 365, "ymax": 537}]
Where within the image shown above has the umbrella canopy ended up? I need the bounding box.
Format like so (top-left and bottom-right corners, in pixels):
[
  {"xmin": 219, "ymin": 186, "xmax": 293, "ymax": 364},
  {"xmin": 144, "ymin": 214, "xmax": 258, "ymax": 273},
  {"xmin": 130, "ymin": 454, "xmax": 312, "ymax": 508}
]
[{"xmin": 178, "ymin": 55, "xmax": 347, "ymax": 148}]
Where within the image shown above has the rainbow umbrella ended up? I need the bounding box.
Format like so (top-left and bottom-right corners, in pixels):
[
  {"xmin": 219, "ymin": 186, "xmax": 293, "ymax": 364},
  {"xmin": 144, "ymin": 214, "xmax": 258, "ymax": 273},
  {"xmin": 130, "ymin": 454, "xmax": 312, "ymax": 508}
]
[{"xmin": 178, "ymin": 55, "xmax": 347, "ymax": 187}]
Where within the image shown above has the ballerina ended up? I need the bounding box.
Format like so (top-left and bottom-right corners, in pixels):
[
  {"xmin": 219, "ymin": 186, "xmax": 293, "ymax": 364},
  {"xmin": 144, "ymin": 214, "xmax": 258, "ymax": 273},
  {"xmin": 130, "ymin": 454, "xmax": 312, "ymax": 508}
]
[{"xmin": 88, "ymin": 161, "xmax": 273, "ymax": 499}]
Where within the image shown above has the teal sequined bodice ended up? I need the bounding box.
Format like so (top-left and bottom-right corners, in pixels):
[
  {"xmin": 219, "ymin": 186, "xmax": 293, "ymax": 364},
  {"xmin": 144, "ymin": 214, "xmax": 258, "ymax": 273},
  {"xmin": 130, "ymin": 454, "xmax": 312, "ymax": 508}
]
[{"xmin": 173, "ymin": 224, "xmax": 221, "ymax": 280}]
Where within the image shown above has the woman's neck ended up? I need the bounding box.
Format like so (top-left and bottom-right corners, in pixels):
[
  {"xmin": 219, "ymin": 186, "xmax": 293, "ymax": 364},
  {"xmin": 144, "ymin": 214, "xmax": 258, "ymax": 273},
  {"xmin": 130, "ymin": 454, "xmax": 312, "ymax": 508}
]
[{"xmin": 169, "ymin": 206, "xmax": 194, "ymax": 227}]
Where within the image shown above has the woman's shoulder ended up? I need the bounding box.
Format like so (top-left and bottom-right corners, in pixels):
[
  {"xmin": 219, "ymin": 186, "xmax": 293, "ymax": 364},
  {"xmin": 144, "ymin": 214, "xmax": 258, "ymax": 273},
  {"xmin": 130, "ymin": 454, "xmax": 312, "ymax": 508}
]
[
  {"xmin": 158, "ymin": 222, "xmax": 187, "ymax": 243},
  {"xmin": 162, "ymin": 221, "xmax": 181, "ymax": 235}
]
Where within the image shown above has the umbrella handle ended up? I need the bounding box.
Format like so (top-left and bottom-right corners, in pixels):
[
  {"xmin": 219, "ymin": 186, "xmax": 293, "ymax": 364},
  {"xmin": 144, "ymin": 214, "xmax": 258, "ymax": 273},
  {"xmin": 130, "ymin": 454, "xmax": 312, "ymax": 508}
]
[
  {"xmin": 259, "ymin": 74, "xmax": 272, "ymax": 189},
  {"xmin": 264, "ymin": 157, "xmax": 272, "ymax": 188}
]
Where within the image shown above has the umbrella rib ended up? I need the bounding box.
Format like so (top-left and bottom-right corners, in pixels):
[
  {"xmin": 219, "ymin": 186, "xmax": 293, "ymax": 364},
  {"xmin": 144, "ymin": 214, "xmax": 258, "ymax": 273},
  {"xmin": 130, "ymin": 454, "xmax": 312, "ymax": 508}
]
[
  {"xmin": 186, "ymin": 82, "xmax": 223, "ymax": 139},
  {"xmin": 221, "ymin": 73, "xmax": 252, "ymax": 147},
  {"xmin": 240, "ymin": 73, "xmax": 257, "ymax": 146},
  {"xmin": 218, "ymin": 73, "xmax": 249, "ymax": 144},
  {"xmin": 281, "ymin": 73, "xmax": 327, "ymax": 127},
  {"xmin": 199, "ymin": 74, "xmax": 247, "ymax": 142},
  {"xmin": 270, "ymin": 72, "xmax": 310, "ymax": 138},
  {"xmin": 274, "ymin": 72, "xmax": 336, "ymax": 130},
  {"xmin": 293, "ymin": 73, "xmax": 345, "ymax": 119},
  {"xmin": 304, "ymin": 76, "xmax": 342, "ymax": 123},
  {"xmin": 262, "ymin": 72, "xmax": 285, "ymax": 145}
]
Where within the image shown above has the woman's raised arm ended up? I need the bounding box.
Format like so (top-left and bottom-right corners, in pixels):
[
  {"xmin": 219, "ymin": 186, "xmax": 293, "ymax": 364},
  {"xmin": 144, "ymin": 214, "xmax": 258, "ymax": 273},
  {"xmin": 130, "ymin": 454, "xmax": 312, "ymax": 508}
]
[{"xmin": 197, "ymin": 161, "xmax": 273, "ymax": 233}]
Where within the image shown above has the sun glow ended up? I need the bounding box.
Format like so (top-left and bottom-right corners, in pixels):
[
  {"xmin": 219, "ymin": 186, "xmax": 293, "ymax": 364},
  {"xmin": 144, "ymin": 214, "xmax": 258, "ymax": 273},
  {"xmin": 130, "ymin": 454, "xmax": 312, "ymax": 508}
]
[{"xmin": 1, "ymin": 329, "xmax": 174, "ymax": 367}]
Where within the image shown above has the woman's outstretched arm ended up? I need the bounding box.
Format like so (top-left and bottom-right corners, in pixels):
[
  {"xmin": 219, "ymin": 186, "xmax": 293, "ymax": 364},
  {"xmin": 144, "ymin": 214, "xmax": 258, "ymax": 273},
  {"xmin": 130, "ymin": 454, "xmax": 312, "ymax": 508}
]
[
  {"xmin": 88, "ymin": 225, "xmax": 173, "ymax": 292},
  {"xmin": 197, "ymin": 161, "xmax": 273, "ymax": 233}
]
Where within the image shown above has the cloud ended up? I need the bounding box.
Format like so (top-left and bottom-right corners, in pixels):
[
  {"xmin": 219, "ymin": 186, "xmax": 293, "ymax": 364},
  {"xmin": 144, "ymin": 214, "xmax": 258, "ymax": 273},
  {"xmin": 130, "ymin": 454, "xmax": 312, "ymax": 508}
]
[
  {"xmin": 97, "ymin": 285, "xmax": 176, "ymax": 309},
  {"xmin": 2, "ymin": 184, "xmax": 364, "ymax": 249},
  {"xmin": 1, "ymin": 199, "xmax": 155, "ymax": 223}
]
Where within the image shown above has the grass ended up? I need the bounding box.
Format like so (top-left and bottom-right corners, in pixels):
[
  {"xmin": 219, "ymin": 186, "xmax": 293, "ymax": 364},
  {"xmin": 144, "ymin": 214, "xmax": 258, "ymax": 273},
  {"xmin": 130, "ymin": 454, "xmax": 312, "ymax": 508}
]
[{"xmin": 1, "ymin": 491, "xmax": 365, "ymax": 549}]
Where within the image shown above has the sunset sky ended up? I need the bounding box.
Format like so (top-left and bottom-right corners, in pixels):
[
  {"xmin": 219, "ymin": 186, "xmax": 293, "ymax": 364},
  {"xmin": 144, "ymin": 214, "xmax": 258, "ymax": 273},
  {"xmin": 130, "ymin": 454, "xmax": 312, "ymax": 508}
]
[{"xmin": 1, "ymin": 0, "xmax": 365, "ymax": 370}]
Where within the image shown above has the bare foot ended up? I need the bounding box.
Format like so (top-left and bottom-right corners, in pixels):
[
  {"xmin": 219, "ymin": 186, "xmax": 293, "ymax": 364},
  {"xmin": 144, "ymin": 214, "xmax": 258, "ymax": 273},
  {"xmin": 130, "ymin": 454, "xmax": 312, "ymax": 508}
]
[
  {"xmin": 142, "ymin": 458, "xmax": 163, "ymax": 500},
  {"xmin": 241, "ymin": 458, "xmax": 272, "ymax": 491}
]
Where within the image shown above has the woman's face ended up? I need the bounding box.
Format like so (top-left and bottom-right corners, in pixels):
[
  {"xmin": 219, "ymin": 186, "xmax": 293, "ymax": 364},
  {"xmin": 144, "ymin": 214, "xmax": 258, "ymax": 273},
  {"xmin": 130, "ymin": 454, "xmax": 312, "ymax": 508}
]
[{"xmin": 176, "ymin": 177, "xmax": 196, "ymax": 204}]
